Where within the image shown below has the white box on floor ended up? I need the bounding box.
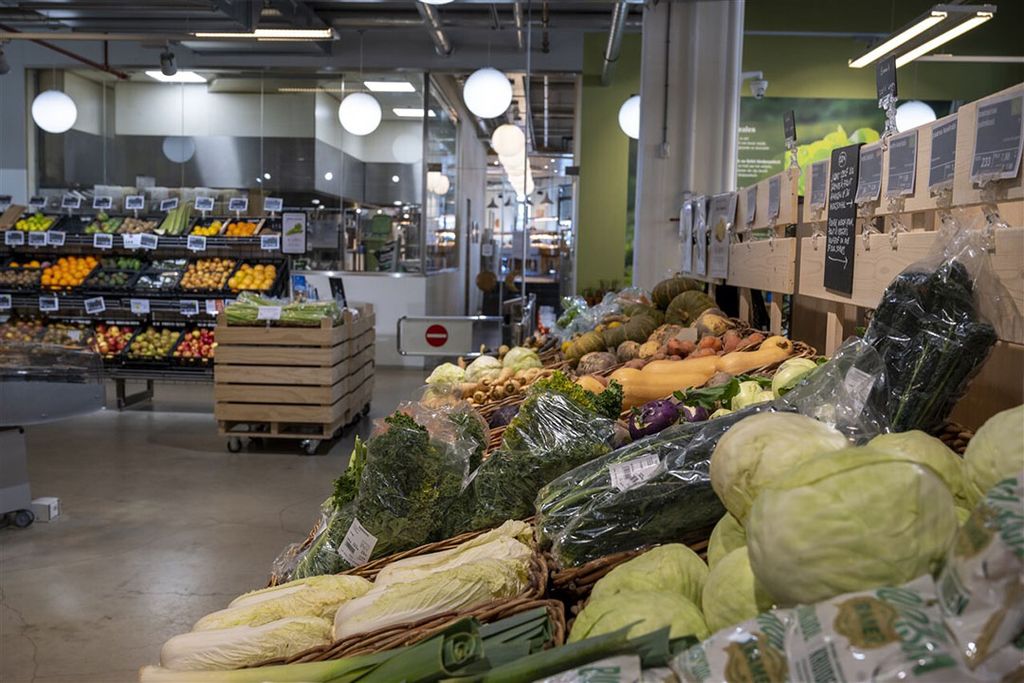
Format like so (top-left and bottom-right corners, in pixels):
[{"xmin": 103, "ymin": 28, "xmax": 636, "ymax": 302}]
[{"xmin": 31, "ymin": 497, "xmax": 60, "ymax": 522}]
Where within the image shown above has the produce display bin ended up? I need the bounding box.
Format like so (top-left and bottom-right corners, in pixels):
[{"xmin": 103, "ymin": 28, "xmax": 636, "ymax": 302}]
[{"xmin": 214, "ymin": 304, "xmax": 375, "ymax": 453}]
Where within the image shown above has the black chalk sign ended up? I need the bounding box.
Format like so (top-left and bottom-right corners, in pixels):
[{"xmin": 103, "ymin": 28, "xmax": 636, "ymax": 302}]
[
  {"xmin": 928, "ymin": 118, "xmax": 958, "ymax": 191},
  {"xmin": 876, "ymin": 56, "xmax": 897, "ymax": 101},
  {"xmin": 971, "ymin": 93, "xmax": 1024, "ymax": 183},
  {"xmin": 784, "ymin": 110, "xmax": 797, "ymax": 145},
  {"xmin": 824, "ymin": 144, "xmax": 860, "ymax": 296},
  {"xmin": 855, "ymin": 145, "xmax": 883, "ymax": 204},
  {"xmin": 886, "ymin": 130, "xmax": 918, "ymax": 198}
]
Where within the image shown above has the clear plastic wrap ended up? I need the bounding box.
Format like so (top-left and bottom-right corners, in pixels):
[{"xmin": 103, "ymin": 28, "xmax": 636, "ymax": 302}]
[
  {"xmin": 224, "ymin": 291, "xmax": 343, "ymax": 327},
  {"xmin": 553, "ymin": 292, "xmax": 621, "ymax": 341},
  {"xmin": 539, "ymin": 343, "xmax": 889, "ymax": 568},
  {"xmin": 862, "ymin": 220, "xmax": 1020, "ymax": 434},
  {"xmin": 442, "ymin": 376, "xmax": 622, "ymax": 538},
  {"xmin": 273, "ymin": 397, "xmax": 486, "ymax": 581}
]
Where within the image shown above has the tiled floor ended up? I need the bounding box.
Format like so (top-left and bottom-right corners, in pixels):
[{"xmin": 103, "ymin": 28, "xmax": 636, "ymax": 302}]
[{"xmin": 0, "ymin": 368, "xmax": 424, "ymax": 683}]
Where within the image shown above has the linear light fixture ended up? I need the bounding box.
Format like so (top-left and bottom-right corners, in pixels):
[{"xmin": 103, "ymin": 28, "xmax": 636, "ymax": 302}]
[
  {"xmin": 193, "ymin": 28, "xmax": 333, "ymax": 40},
  {"xmin": 849, "ymin": 10, "xmax": 947, "ymax": 68},
  {"xmin": 393, "ymin": 108, "xmax": 437, "ymax": 118},
  {"xmin": 364, "ymin": 81, "xmax": 416, "ymax": 93},
  {"xmin": 145, "ymin": 70, "xmax": 206, "ymax": 83},
  {"xmin": 277, "ymin": 87, "xmax": 345, "ymax": 93},
  {"xmin": 896, "ymin": 12, "xmax": 994, "ymax": 67}
]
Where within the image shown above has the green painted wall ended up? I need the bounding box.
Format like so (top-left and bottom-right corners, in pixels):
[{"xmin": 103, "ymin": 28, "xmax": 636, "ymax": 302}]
[{"xmin": 575, "ymin": 32, "xmax": 641, "ymax": 295}]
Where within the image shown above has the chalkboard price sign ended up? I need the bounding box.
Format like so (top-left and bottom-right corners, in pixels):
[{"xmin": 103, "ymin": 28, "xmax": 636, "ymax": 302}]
[
  {"xmin": 970, "ymin": 93, "xmax": 1024, "ymax": 184},
  {"xmin": 824, "ymin": 144, "xmax": 861, "ymax": 295},
  {"xmin": 929, "ymin": 118, "xmax": 958, "ymax": 191},
  {"xmin": 745, "ymin": 186, "xmax": 757, "ymax": 226},
  {"xmin": 876, "ymin": 56, "xmax": 897, "ymax": 102},
  {"xmin": 783, "ymin": 110, "xmax": 797, "ymax": 145},
  {"xmin": 810, "ymin": 160, "xmax": 829, "ymax": 209},
  {"xmin": 855, "ymin": 145, "xmax": 882, "ymax": 204},
  {"xmin": 886, "ymin": 130, "xmax": 918, "ymax": 198},
  {"xmin": 767, "ymin": 175, "xmax": 781, "ymax": 220}
]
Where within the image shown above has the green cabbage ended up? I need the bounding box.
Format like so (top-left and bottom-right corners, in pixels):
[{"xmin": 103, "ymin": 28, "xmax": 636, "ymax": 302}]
[
  {"xmin": 701, "ymin": 546, "xmax": 772, "ymax": 633},
  {"xmin": 730, "ymin": 381, "xmax": 770, "ymax": 411},
  {"xmin": 160, "ymin": 617, "xmax": 332, "ymax": 671},
  {"xmin": 195, "ymin": 575, "xmax": 371, "ymax": 631},
  {"xmin": 425, "ymin": 362, "xmax": 466, "ymax": 386},
  {"xmin": 569, "ymin": 590, "xmax": 708, "ymax": 643},
  {"xmin": 964, "ymin": 405, "xmax": 1024, "ymax": 506},
  {"xmin": 333, "ymin": 557, "xmax": 529, "ymax": 639},
  {"xmin": 707, "ymin": 513, "xmax": 746, "ymax": 569},
  {"xmin": 747, "ymin": 446, "xmax": 958, "ymax": 606},
  {"xmin": 589, "ymin": 544, "xmax": 708, "ymax": 607},
  {"xmin": 502, "ymin": 346, "xmax": 542, "ymax": 371},
  {"xmin": 868, "ymin": 430, "xmax": 969, "ymax": 506},
  {"xmin": 955, "ymin": 506, "xmax": 971, "ymax": 524},
  {"xmin": 709, "ymin": 412, "xmax": 848, "ymax": 523},
  {"xmin": 464, "ymin": 355, "xmax": 503, "ymax": 383},
  {"xmin": 771, "ymin": 358, "xmax": 818, "ymax": 397}
]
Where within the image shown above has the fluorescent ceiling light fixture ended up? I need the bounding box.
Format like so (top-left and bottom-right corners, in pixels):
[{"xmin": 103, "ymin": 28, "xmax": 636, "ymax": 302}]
[
  {"xmin": 896, "ymin": 13, "xmax": 993, "ymax": 68},
  {"xmin": 145, "ymin": 70, "xmax": 206, "ymax": 83},
  {"xmin": 277, "ymin": 87, "xmax": 344, "ymax": 93},
  {"xmin": 364, "ymin": 81, "xmax": 416, "ymax": 93},
  {"xmin": 193, "ymin": 28, "xmax": 333, "ymax": 40},
  {"xmin": 848, "ymin": 10, "xmax": 947, "ymax": 68},
  {"xmin": 392, "ymin": 108, "xmax": 436, "ymax": 118}
]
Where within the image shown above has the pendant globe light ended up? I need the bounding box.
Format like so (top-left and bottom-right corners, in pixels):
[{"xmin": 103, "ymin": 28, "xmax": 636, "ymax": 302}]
[
  {"xmin": 338, "ymin": 92, "xmax": 382, "ymax": 136},
  {"xmin": 463, "ymin": 67, "xmax": 512, "ymax": 119},
  {"xmin": 419, "ymin": 0, "xmax": 454, "ymax": 3},
  {"xmin": 617, "ymin": 95, "xmax": 640, "ymax": 139},
  {"xmin": 491, "ymin": 124, "xmax": 526, "ymax": 156},
  {"xmin": 895, "ymin": 100, "xmax": 937, "ymax": 133},
  {"xmin": 32, "ymin": 89, "xmax": 78, "ymax": 134}
]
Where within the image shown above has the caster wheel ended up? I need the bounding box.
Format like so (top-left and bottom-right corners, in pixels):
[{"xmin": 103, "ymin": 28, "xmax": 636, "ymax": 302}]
[
  {"xmin": 13, "ymin": 509, "xmax": 34, "ymax": 529},
  {"xmin": 301, "ymin": 439, "xmax": 321, "ymax": 455},
  {"xmin": 227, "ymin": 437, "xmax": 243, "ymax": 453}
]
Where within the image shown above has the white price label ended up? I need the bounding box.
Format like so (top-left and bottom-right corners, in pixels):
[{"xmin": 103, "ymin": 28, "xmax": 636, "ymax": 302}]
[
  {"xmin": 28, "ymin": 232, "xmax": 48, "ymax": 247},
  {"xmin": 93, "ymin": 233, "xmax": 114, "ymax": 249},
  {"xmin": 139, "ymin": 234, "xmax": 159, "ymax": 250},
  {"xmin": 61, "ymin": 194, "xmax": 82, "ymax": 209},
  {"xmin": 608, "ymin": 453, "xmax": 662, "ymax": 492},
  {"xmin": 843, "ymin": 366, "xmax": 875, "ymax": 415},
  {"xmin": 93, "ymin": 196, "xmax": 113, "ymax": 210},
  {"xmin": 84, "ymin": 296, "xmax": 106, "ymax": 315},
  {"xmin": 187, "ymin": 235, "xmax": 207, "ymax": 252},
  {"xmin": 228, "ymin": 197, "xmax": 248, "ymax": 213},
  {"xmin": 205, "ymin": 299, "xmax": 220, "ymax": 316},
  {"xmin": 260, "ymin": 234, "xmax": 280, "ymax": 251},
  {"xmin": 125, "ymin": 195, "xmax": 145, "ymax": 211},
  {"xmin": 180, "ymin": 299, "xmax": 200, "ymax": 317},
  {"xmin": 5, "ymin": 230, "xmax": 25, "ymax": 246},
  {"xmin": 130, "ymin": 298, "xmax": 151, "ymax": 315},
  {"xmin": 264, "ymin": 197, "xmax": 283, "ymax": 212},
  {"xmin": 39, "ymin": 295, "xmax": 59, "ymax": 312},
  {"xmin": 0, "ymin": 294, "xmax": 11, "ymax": 310},
  {"xmin": 28, "ymin": 196, "xmax": 47, "ymax": 209},
  {"xmin": 256, "ymin": 305, "xmax": 282, "ymax": 321},
  {"xmin": 338, "ymin": 517, "xmax": 377, "ymax": 566},
  {"xmin": 194, "ymin": 196, "xmax": 215, "ymax": 212},
  {"xmin": 122, "ymin": 234, "xmax": 142, "ymax": 249},
  {"xmin": 46, "ymin": 230, "xmax": 66, "ymax": 246},
  {"xmin": 160, "ymin": 197, "xmax": 179, "ymax": 212}
]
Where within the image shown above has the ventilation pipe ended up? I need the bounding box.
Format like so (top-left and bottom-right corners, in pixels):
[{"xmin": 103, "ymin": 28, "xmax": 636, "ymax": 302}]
[
  {"xmin": 416, "ymin": 2, "xmax": 452, "ymax": 57},
  {"xmin": 600, "ymin": 1, "xmax": 629, "ymax": 86}
]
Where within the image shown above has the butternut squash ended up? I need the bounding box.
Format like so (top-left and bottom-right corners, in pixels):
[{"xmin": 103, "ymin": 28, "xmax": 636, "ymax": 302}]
[
  {"xmin": 619, "ymin": 368, "xmax": 717, "ymax": 409},
  {"xmin": 576, "ymin": 375, "xmax": 608, "ymax": 395},
  {"xmin": 716, "ymin": 336, "xmax": 793, "ymax": 374},
  {"xmin": 642, "ymin": 356, "xmax": 721, "ymax": 376},
  {"xmin": 609, "ymin": 367, "xmax": 643, "ymax": 383}
]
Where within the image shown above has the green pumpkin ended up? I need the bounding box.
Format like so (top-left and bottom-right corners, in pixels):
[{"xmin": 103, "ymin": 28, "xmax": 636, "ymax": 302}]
[
  {"xmin": 665, "ymin": 291, "xmax": 717, "ymax": 325},
  {"xmin": 652, "ymin": 277, "xmax": 705, "ymax": 310}
]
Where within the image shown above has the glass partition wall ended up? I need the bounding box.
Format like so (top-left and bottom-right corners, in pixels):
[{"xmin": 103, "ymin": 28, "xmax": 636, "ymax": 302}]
[{"xmin": 28, "ymin": 68, "xmax": 459, "ymax": 273}]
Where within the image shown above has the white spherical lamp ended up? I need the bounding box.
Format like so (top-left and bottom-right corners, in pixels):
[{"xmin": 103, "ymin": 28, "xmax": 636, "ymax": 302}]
[
  {"xmin": 491, "ymin": 124, "xmax": 525, "ymax": 156},
  {"xmin": 162, "ymin": 136, "xmax": 196, "ymax": 164},
  {"xmin": 391, "ymin": 131, "xmax": 422, "ymax": 164},
  {"xmin": 463, "ymin": 67, "xmax": 512, "ymax": 119},
  {"xmin": 432, "ymin": 174, "xmax": 451, "ymax": 196},
  {"xmin": 32, "ymin": 90, "xmax": 78, "ymax": 134},
  {"xmin": 499, "ymin": 153, "xmax": 527, "ymax": 174},
  {"xmin": 338, "ymin": 92, "xmax": 382, "ymax": 136},
  {"xmin": 618, "ymin": 95, "xmax": 640, "ymax": 139},
  {"xmin": 895, "ymin": 100, "xmax": 937, "ymax": 133},
  {"xmin": 420, "ymin": 0, "xmax": 454, "ymax": 4}
]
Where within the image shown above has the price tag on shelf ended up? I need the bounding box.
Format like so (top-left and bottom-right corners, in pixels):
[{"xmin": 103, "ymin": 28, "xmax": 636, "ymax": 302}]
[
  {"xmin": 28, "ymin": 232, "xmax": 47, "ymax": 247},
  {"xmin": 338, "ymin": 518, "xmax": 378, "ymax": 567},
  {"xmin": 93, "ymin": 196, "xmax": 113, "ymax": 211},
  {"xmin": 783, "ymin": 110, "xmax": 797, "ymax": 145},
  {"xmin": 263, "ymin": 197, "xmax": 283, "ymax": 213},
  {"xmin": 93, "ymin": 233, "xmax": 114, "ymax": 250},
  {"xmin": 0, "ymin": 195, "xmax": 10, "ymax": 210},
  {"xmin": 228, "ymin": 197, "xmax": 248, "ymax": 213},
  {"xmin": 876, "ymin": 55, "xmax": 897, "ymax": 102},
  {"xmin": 194, "ymin": 196, "xmax": 215, "ymax": 212},
  {"xmin": 767, "ymin": 175, "xmax": 781, "ymax": 220},
  {"xmin": 928, "ymin": 118, "xmax": 958, "ymax": 192},
  {"xmin": 159, "ymin": 197, "xmax": 179, "ymax": 212},
  {"xmin": 809, "ymin": 160, "xmax": 829, "ymax": 209},
  {"xmin": 180, "ymin": 299, "xmax": 200, "ymax": 317},
  {"xmin": 256, "ymin": 305, "xmax": 282, "ymax": 321},
  {"xmin": 608, "ymin": 453, "xmax": 661, "ymax": 492},
  {"xmin": 886, "ymin": 129, "xmax": 918, "ymax": 198},
  {"xmin": 0, "ymin": 294, "xmax": 11, "ymax": 310},
  {"xmin": 745, "ymin": 185, "xmax": 757, "ymax": 226},
  {"xmin": 84, "ymin": 296, "xmax": 106, "ymax": 315},
  {"xmin": 39, "ymin": 295, "xmax": 59, "ymax": 312},
  {"xmin": 5, "ymin": 230, "xmax": 25, "ymax": 246},
  {"xmin": 260, "ymin": 234, "xmax": 281, "ymax": 251},
  {"xmin": 46, "ymin": 230, "xmax": 66, "ymax": 246},
  {"xmin": 61, "ymin": 194, "xmax": 81, "ymax": 210},
  {"xmin": 28, "ymin": 196, "xmax": 46, "ymax": 210},
  {"xmin": 125, "ymin": 195, "xmax": 145, "ymax": 211},
  {"xmin": 139, "ymin": 234, "xmax": 159, "ymax": 250},
  {"xmin": 970, "ymin": 93, "xmax": 1024, "ymax": 184},
  {"xmin": 187, "ymin": 235, "xmax": 207, "ymax": 252},
  {"xmin": 122, "ymin": 234, "xmax": 142, "ymax": 249},
  {"xmin": 205, "ymin": 299, "xmax": 220, "ymax": 316},
  {"xmin": 855, "ymin": 144, "xmax": 883, "ymax": 204},
  {"xmin": 130, "ymin": 298, "xmax": 151, "ymax": 315}
]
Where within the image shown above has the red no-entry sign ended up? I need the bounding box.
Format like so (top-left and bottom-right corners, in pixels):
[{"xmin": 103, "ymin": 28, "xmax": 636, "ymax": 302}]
[{"xmin": 425, "ymin": 324, "xmax": 449, "ymax": 347}]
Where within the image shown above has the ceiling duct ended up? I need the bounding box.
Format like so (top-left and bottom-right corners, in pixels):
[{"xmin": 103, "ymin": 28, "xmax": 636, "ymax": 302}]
[
  {"xmin": 512, "ymin": 2, "xmax": 525, "ymax": 51},
  {"xmin": 600, "ymin": 1, "xmax": 629, "ymax": 86},
  {"xmin": 416, "ymin": 2, "xmax": 453, "ymax": 57}
]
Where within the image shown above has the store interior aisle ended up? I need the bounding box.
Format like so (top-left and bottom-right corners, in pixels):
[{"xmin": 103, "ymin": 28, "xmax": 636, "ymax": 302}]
[{"xmin": 0, "ymin": 368, "xmax": 425, "ymax": 683}]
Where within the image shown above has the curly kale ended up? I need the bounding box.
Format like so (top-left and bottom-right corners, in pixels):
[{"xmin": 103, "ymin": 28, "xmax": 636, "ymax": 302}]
[
  {"xmin": 449, "ymin": 408, "xmax": 488, "ymax": 472},
  {"xmin": 332, "ymin": 436, "xmax": 366, "ymax": 508}
]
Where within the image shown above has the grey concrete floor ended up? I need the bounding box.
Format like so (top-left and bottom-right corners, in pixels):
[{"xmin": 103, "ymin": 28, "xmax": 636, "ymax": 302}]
[{"xmin": 0, "ymin": 368, "xmax": 424, "ymax": 683}]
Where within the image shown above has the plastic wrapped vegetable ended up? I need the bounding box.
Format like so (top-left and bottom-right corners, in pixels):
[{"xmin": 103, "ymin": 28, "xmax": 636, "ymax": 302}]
[
  {"xmin": 770, "ymin": 357, "xmax": 818, "ymax": 397},
  {"xmin": 501, "ymin": 346, "xmax": 541, "ymax": 371},
  {"xmin": 442, "ymin": 372, "xmax": 623, "ymax": 536}
]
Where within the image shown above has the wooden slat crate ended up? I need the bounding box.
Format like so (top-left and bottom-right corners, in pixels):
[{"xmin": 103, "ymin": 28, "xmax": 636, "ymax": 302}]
[{"xmin": 214, "ymin": 304, "xmax": 375, "ymax": 440}]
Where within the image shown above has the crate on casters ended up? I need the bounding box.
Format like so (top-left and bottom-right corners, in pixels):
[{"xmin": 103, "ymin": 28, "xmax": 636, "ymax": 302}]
[{"xmin": 214, "ymin": 303, "xmax": 375, "ymax": 454}]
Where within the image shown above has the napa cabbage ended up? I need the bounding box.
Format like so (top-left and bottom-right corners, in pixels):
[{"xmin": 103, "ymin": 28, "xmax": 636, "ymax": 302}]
[{"xmin": 160, "ymin": 617, "xmax": 331, "ymax": 671}]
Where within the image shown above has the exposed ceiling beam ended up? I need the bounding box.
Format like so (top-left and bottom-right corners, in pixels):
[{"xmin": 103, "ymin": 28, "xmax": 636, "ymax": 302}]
[{"xmin": 416, "ymin": 2, "xmax": 452, "ymax": 57}]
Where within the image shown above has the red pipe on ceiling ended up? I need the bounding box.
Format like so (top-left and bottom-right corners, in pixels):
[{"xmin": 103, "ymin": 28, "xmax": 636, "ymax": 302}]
[{"xmin": 0, "ymin": 23, "xmax": 130, "ymax": 79}]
